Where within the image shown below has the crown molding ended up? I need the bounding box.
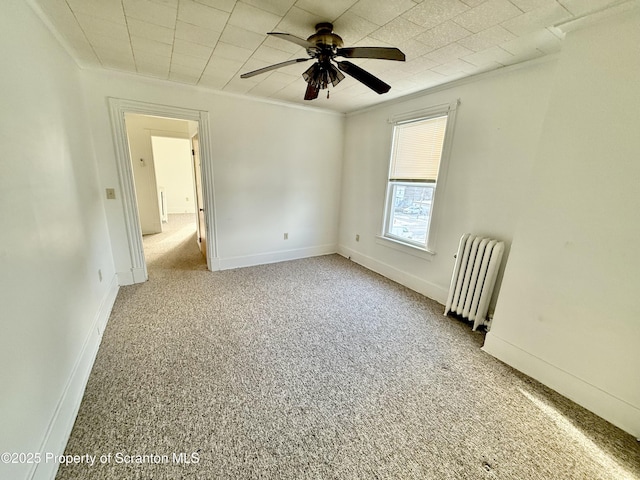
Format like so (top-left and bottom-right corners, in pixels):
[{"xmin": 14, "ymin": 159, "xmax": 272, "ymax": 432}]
[
  {"xmin": 82, "ymin": 66, "xmax": 345, "ymax": 117},
  {"xmin": 554, "ymin": 0, "xmax": 640, "ymax": 33},
  {"xmin": 345, "ymin": 53, "xmax": 559, "ymax": 117}
]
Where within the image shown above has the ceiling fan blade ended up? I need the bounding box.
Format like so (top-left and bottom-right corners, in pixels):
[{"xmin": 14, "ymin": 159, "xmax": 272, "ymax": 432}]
[
  {"xmin": 337, "ymin": 47, "xmax": 405, "ymax": 61},
  {"xmin": 336, "ymin": 61, "xmax": 391, "ymax": 94},
  {"xmin": 304, "ymin": 83, "xmax": 320, "ymax": 100},
  {"xmin": 240, "ymin": 58, "xmax": 310, "ymax": 78},
  {"xmin": 268, "ymin": 32, "xmax": 316, "ymax": 49}
]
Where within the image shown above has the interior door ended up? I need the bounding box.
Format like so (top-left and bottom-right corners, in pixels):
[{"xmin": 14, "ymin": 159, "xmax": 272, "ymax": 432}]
[{"xmin": 191, "ymin": 134, "xmax": 207, "ymax": 259}]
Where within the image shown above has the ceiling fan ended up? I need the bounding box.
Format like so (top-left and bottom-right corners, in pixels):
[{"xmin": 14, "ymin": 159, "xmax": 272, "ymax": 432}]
[{"xmin": 240, "ymin": 22, "xmax": 406, "ymax": 101}]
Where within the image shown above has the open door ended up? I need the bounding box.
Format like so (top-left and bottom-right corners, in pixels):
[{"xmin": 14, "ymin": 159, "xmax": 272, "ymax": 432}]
[{"xmin": 191, "ymin": 134, "xmax": 207, "ymax": 259}]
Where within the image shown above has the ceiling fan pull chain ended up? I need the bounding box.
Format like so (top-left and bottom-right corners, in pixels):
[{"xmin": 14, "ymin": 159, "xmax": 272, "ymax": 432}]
[{"xmin": 327, "ymin": 90, "xmax": 330, "ymax": 99}]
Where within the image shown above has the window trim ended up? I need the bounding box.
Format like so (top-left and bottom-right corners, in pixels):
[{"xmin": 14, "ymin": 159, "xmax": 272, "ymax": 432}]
[
  {"xmin": 375, "ymin": 234, "xmax": 436, "ymax": 260},
  {"xmin": 381, "ymin": 99, "xmax": 460, "ymax": 254}
]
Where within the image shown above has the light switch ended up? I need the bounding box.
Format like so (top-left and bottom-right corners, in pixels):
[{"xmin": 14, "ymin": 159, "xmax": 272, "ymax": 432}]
[{"xmin": 106, "ymin": 188, "xmax": 116, "ymax": 199}]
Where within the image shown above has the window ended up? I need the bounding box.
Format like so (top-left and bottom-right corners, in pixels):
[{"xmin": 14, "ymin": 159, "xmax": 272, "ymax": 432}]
[{"xmin": 383, "ymin": 104, "xmax": 456, "ymax": 252}]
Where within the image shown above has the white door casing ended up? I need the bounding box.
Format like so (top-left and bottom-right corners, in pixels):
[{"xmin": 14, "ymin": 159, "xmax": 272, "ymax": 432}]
[{"xmin": 107, "ymin": 97, "xmax": 217, "ymax": 282}]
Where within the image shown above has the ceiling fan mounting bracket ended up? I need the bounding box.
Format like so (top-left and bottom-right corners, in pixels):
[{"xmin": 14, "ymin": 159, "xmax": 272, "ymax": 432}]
[{"xmin": 314, "ymin": 22, "xmax": 334, "ymax": 33}]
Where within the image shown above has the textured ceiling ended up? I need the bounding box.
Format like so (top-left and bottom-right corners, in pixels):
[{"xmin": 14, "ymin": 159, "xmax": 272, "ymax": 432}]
[{"xmin": 31, "ymin": 0, "xmax": 620, "ymax": 112}]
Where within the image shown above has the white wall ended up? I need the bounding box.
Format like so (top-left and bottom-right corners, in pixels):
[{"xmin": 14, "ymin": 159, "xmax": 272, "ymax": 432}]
[
  {"xmin": 484, "ymin": 9, "xmax": 640, "ymax": 437},
  {"xmin": 338, "ymin": 59, "xmax": 557, "ymax": 306},
  {"xmin": 82, "ymin": 71, "xmax": 344, "ymax": 276},
  {"xmin": 0, "ymin": 2, "xmax": 118, "ymax": 479},
  {"xmin": 125, "ymin": 114, "xmax": 161, "ymax": 234},
  {"xmin": 152, "ymin": 136, "xmax": 196, "ymax": 215}
]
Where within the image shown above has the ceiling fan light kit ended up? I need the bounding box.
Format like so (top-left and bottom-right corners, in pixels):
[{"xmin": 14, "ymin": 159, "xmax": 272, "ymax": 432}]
[{"xmin": 240, "ymin": 23, "xmax": 406, "ymax": 101}]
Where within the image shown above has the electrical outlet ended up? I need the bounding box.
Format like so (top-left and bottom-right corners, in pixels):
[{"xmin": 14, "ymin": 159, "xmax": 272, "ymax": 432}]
[
  {"xmin": 106, "ymin": 188, "xmax": 116, "ymax": 200},
  {"xmin": 284, "ymin": 233, "xmax": 288, "ymax": 240},
  {"xmin": 355, "ymin": 234, "xmax": 360, "ymax": 242}
]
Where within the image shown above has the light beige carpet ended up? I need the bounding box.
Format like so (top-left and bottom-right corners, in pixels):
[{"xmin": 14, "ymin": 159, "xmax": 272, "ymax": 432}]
[{"xmin": 56, "ymin": 216, "xmax": 640, "ymax": 479}]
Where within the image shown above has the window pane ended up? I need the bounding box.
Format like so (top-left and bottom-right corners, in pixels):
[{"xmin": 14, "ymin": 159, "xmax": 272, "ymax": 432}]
[{"xmin": 387, "ymin": 183, "xmax": 435, "ymax": 246}]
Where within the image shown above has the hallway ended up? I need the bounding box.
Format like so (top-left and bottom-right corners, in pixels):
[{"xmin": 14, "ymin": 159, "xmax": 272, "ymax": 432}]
[{"xmin": 142, "ymin": 213, "xmax": 206, "ymax": 274}]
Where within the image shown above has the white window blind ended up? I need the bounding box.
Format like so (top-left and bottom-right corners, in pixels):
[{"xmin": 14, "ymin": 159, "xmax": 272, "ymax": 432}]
[{"xmin": 390, "ymin": 115, "xmax": 448, "ymax": 182}]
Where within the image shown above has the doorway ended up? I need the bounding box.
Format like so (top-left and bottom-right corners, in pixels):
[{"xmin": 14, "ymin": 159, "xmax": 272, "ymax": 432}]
[
  {"xmin": 108, "ymin": 98, "xmax": 216, "ymax": 284},
  {"xmin": 124, "ymin": 114, "xmax": 208, "ymax": 272}
]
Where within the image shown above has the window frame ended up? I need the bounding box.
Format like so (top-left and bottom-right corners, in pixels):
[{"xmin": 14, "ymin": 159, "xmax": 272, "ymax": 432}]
[{"xmin": 380, "ymin": 100, "xmax": 459, "ymax": 255}]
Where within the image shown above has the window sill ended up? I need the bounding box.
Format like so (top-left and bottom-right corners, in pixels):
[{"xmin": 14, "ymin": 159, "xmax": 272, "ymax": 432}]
[{"xmin": 375, "ymin": 235, "xmax": 436, "ymax": 260}]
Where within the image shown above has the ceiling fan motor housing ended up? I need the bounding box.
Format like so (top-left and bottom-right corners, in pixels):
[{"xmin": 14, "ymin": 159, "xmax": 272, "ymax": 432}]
[{"xmin": 307, "ymin": 22, "xmax": 343, "ymax": 51}]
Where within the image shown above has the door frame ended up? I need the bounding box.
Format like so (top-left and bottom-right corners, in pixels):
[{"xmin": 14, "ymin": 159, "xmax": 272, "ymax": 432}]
[{"xmin": 108, "ymin": 97, "xmax": 217, "ymax": 281}]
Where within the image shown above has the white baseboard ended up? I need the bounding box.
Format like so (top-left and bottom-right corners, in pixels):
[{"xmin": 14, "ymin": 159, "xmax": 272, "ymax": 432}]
[
  {"xmin": 218, "ymin": 244, "xmax": 337, "ymax": 270},
  {"xmin": 338, "ymin": 245, "xmax": 449, "ymax": 305},
  {"xmin": 483, "ymin": 332, "xmax": 640, "ymax": 439},
  {"xmin": 29, "ymin": 276, "xmax": 119, "ymax": 480}
]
